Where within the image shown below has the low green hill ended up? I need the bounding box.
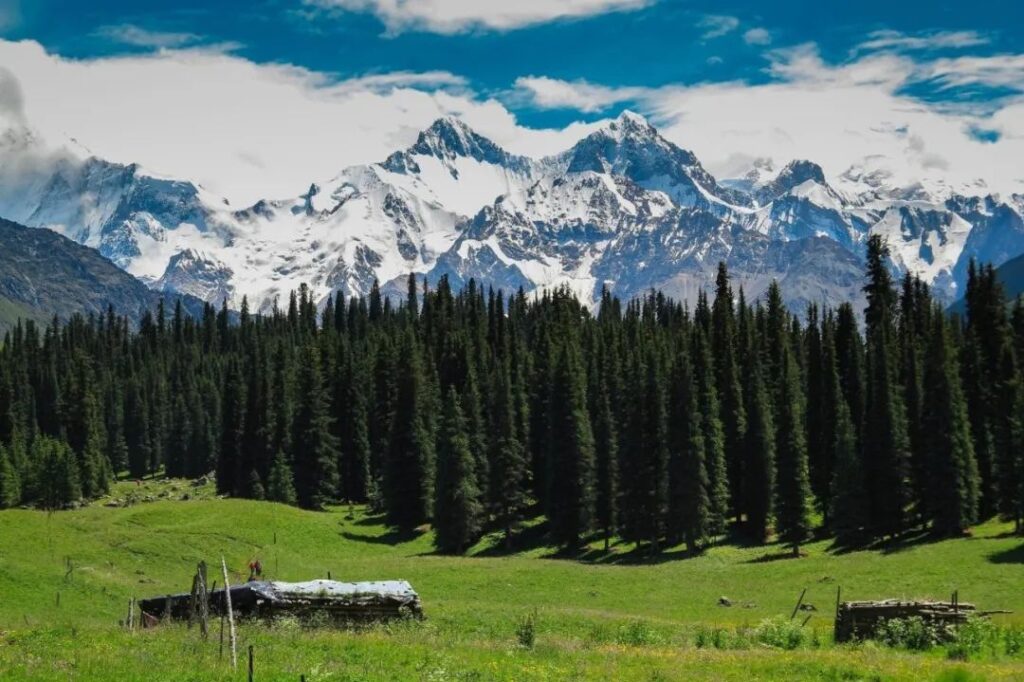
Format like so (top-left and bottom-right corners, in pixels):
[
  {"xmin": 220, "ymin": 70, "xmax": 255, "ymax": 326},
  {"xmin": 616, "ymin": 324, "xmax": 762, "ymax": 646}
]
[{"xmin": 0, "ymin": 490, "xmax": 1022, "ymax": 681}]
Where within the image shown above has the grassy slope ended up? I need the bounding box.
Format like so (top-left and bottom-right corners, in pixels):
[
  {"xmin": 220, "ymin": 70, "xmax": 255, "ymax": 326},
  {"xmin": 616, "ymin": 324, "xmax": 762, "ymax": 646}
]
[
  {"xmin": 0, "ymin": 486, "xmax": 1022, "ymax": 681},
  {"xmin": 0, "ymin": 295, "xmax": 42, "ymax": 335}
]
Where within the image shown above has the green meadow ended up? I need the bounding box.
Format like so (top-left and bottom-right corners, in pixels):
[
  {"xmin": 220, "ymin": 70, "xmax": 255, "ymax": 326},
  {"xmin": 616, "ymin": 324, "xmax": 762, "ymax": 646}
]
[{"xmin": 0, "ymin": 479, "xmax": 1022, "ymax": 681}]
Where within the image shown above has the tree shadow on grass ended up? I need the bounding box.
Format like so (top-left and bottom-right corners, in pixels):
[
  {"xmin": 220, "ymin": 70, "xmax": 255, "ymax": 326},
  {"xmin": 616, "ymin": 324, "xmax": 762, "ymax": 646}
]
[
  {"xmin": 339, "ymin": 528, "xmax": 422, "ymax": 545},
  {"xmin": 744, "ymin": 549, "xmax": 806, "ymax": 564},
  {"xmin": 987, "ymin": 543, "xmax": 1024, "ymax": 564}
]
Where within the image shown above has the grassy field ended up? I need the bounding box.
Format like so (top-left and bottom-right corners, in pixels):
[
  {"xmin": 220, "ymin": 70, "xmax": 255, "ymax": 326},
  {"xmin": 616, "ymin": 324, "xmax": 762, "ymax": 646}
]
[{"xmin": 0, "ymin": 479, "xmax": 1022, "ymax": 681}]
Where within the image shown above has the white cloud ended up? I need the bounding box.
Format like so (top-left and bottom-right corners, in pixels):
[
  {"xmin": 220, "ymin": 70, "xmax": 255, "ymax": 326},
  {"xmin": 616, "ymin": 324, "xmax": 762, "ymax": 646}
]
[
  {"xmin": 511, "ymin": 76, "xmax": 650, "ymax": 113},
  {"xmin": 743, "ymin": 27, "xmax": 771, "ymax": 46},
  {"xmin": 511, "ymin": 45, "xmax": 1024, "ymax": 195},
  {"xmin": 921, "ymin": 54, "xmax": 1024, "ymax": 92},
  {"xmin": 94, "ymin": 24, "xmax": 202, "ymax": 49},
  {"xmin": 306, "ymin": 0, "xmax": 654, "ymax": 35},
  {"xmin": 697, "ymin": 15, "xmax": 739, "ymax": 40},
  {"xmin": 856, "ymin": 29, "xmax": 989, "ymax": 53},
  {"xmin": 0, "ymin": 40, "xmax": 588, "ymax": 206}
]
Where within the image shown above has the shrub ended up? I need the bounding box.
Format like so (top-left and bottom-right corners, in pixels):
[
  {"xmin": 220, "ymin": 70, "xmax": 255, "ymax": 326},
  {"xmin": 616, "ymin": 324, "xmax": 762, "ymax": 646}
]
[
  {"xmin": 1002, "ymin": 627, "xmax": 1024, "ymax": 656},
  {"xmin": 947, "ymin": 618, "xmax": 999, "ymax": 660},
  {"xmin": 515, "ymin": 610, "xmax": 538, "ymax": 649},
  {"xmin": 694, "ymin": 625, "xmax": 750, "ymax": 650},
  {"xmin": 754, "ymin": 617, "xmax": 810, "ymax": 650},
  {"xmin": 875, "ymin": 616, "xmax": 947, "ymax": 651},
  {"xmin": 615, "ymin": 619, "xmax": 663, "ymax": 647}
]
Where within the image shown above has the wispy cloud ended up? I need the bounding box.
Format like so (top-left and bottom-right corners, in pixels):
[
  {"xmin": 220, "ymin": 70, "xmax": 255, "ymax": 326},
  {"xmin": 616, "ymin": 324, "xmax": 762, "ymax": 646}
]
[
  {"xmin": 855, "ymin": 29, "xmax": 989, "ymax": 53},
  {"xmin": 511, "ymin": 76, "xmax": 655, "ymax": 113},
  {"xmin": 305, "ymin": 0, "xmax": 655, "ymax": 35},
  {"xmin": 697, "ymin": 14, "xmax": 739, "ymax": 40},
  {"xmin": 920, "ymin": 54, "xmax": 1024, "ymax": 92},
  {"xmin": 94, "ymin": 24, "xmax": 202, "ymax": 49}
]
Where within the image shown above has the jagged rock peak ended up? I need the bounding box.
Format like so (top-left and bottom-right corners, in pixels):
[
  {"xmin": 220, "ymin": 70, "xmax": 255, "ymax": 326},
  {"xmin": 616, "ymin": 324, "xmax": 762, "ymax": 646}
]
[{"xmin": 755, "ymin": 159, "xmax": 829, "ymax": 204}]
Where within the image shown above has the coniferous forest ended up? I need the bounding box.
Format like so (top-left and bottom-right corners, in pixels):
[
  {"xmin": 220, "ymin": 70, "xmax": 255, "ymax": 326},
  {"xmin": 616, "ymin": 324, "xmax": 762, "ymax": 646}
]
[{"xmin": 1, "ymin": 236, "xmax": 1022, "ymax": 555}]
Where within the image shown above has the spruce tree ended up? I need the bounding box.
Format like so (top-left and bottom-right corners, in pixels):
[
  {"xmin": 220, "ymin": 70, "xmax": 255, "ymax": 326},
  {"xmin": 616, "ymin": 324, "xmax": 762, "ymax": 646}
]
[
  {"xmin": 829, "ymin": 397, "xmax": 868, "ymax": 546},
  {"xmin": 589, "ymin": 351, "xmax": 619, "ymax": 551},
  {"xmin": 692, "ymin": 328, "xmax": 729, "ymax": 535},
  {"xmin": 385, "ymin": 328, "xmax": 435, "ymax": 528},
  {"xmin": 743, "ymin": 354, "xmax": 775, "ymax": 544},
  {"xmin": 0, "ymin": 446, "xmax": 20, "ymax": 508},
  {"xmin": 433, "ymin": 389, "xmax": 483, "ymax": 554},
  {"xmin": 546, "ymin": 343, "xmax": 597, "ymax": 548},
  {"xmin": 862, "ymin": 236, "xmax": 912, "ymax": 537},
  {"xmin": 489, "ymin": 360, "xmax": 530, "ymax": 548},
  {"xmin": 922, "ymin": 311, "xmax": 980, "ymax": 535},
  {"xmin": 774, "ymin": 346, "xmax": 813, "ymax": 556},
  {"xmin": 292, "ymin": 343, "xmax": 340, "ymax": 510},
  {"xmin": 711, "ymin": 263, "xmax": 746, "ymax": 522},
  {"xmin": 267, "ymin": 450, "xmax": 297, "ymax": 505},
  {"xmin": 667, "ymin": 346, "xmax": 711, "ymax": 552}
]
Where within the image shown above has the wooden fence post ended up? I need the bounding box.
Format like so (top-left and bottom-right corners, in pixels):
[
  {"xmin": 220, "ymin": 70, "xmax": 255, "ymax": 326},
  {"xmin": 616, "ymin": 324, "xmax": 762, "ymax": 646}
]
[
  {"xmin": 198, "ymin": 561, "xmax": 210, "ymax": 639},
  {"xmin": 221, "ymin": 556, "xmax": 238, "ymax": 670},
  {"xmin": 248, "ymin": 645, "xmax": 254, "ymax": 682},
  {"xmin": 790, "ymin": 588, "xmax": 807, "ymax": 620}
]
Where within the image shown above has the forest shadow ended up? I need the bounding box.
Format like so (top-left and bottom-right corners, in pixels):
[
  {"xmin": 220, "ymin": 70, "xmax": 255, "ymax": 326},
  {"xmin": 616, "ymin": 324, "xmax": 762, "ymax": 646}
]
[
  {"xmin": 987, "ymin": 543, "xmax": 1024, "ymax": 564},
  {"xmin": 745, "ymin": 550, "xmax": 805, "ymax": 564},
  {"xmin": 351, "ymin": 513, "xmax": 389, "ymax": 527},
  {"xmin": 339, "ymin": 527, "xmax": 423, "ymax": 545}
]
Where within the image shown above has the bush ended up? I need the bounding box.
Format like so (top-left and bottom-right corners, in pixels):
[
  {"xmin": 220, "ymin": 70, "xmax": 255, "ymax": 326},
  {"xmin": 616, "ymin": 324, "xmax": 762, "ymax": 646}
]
[
  {"xmin": 947, "ymin": 618, "xmax": 999, "ymax": 660},
  {"xmin": 875, "ymin": 616, "xmax": 948, "ymax": 651},
  {"xmin": 694, "ymin": 625, "xmax": 751, "ymax": 650},
  {"xmin": 754, "ymin": 617, "xmax": 810, "ymax": 650},
  {"xmin": 1002, "ymin": 627, "xmax": 1024, "ymax": 656},
  {"xmin": 515, "ymin": 610, "xmax": 537, "ymax": 649},
  {"xmin": 615, "ymin": 619, "xmax": 663, "ymax": 647}
]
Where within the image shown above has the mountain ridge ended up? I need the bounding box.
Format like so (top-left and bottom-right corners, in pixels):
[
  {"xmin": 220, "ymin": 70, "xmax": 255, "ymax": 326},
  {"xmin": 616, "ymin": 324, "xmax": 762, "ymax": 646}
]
[{"xmin": 2, "ymin": 111, "xmax": 1023, "ymax": 314}]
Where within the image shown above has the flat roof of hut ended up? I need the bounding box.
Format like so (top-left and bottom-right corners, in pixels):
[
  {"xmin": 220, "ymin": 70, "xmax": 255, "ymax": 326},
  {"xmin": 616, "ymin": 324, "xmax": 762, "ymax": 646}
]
[{"xmin": 140, "ymin": 579, "xmax": 422, "ymax": 624}]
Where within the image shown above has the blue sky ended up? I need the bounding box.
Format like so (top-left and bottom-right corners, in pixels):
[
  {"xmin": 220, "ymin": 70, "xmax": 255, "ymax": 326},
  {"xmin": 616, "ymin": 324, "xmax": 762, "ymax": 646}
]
[
  {"xmin": 12, "ymin": 0, "xmax": 1024, "ymax": 126},
  {"xmin": 1, "ymin": 0, "xmax": 1022, "ymax": 203}
]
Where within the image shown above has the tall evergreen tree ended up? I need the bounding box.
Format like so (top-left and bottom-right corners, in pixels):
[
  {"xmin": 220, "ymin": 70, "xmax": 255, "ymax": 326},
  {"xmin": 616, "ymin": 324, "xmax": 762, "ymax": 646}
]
[
  {"xmin": 546, "ymin": 343, "xmax": 597, "ymax": 547},
  {"xmin": 742, "ymin": 354, "xmax": 775, "ymax": 544},
  {"xmin": 774, "ymin": 346, "xmax": 813, "ymax": 556},
  {"xmin": 433, "ymin": 389, "xmax": 483, "ymax": 554},
  {"xmin": 292, "ymin": 343, "xmax": 340, "ymax": 510},
  {"xmin": 922, "ymin": 311, "xmax": 980, "ymax": 535},
  {"xmin": 862, "ymin": 236, "xmax": 912, "ymax": 537},
  {"xmin": 385, "ymin": 328, "xmax": 435, "ymax": 528},
  {"xmin": 711, "ymin": 263, "xmax": 746, "ymax": 522}
]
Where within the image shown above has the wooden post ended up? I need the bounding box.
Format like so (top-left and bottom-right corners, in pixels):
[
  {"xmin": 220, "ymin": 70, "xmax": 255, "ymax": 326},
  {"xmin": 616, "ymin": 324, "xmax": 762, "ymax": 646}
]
[
  {"xmin": 835, "ymin": 586, "xmax": 841, "ymax": 619},
  {"xmin": 221, "ymin": 556, "xmax": 238, "ymax": 670},
  {"xmin": 188, "ymin": 573, "xmax": 200, "ymax": 628},
  {"xmin": 126, "ymin": 597, "xmax": 135, "ymax": 631},
  {"xmin": 164, "ymin": 595, "xmax": 171, "ymax": 622},
  {"xmin": 198, "ymin": 561, "xmax": 210, "ymax": 639},
  {"xmin": 219, "ymin": 612, "xmax": 225, "ymax": 659},
  {"xmin": 248, "ymin": 645, "xmax": 254, "ymax": 682},
  {"xmin": 790, "ymin": 588, "xmax": 807, "ymax": 620}
]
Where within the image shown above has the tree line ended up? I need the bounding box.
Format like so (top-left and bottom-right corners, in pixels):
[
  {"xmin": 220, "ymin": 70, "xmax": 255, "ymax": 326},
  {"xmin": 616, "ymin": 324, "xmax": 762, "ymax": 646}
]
[{"xmin": 0, "ymin": 236, "xmax": 1021, "ymax": 555}]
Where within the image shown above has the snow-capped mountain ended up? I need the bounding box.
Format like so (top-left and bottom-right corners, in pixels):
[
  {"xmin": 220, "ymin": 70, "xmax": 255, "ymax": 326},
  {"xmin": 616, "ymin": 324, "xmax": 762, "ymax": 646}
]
[{"xmin": 3, "ymin": 111, "xmax": 1024, "ymax": 313}]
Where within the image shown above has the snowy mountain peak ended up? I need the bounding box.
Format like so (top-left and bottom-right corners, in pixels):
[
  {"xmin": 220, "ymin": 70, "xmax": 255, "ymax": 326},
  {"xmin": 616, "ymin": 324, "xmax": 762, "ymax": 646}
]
[
  {"xmin": 755, "ymin": 160, "xmax": 829, "ymax": 204},
  {"xmin": 608, "ymin": 109, "xmax": 657, "ymax": 136},
  {"xmin": 5, "ymin": 110, "xmax": 1024, "ymax": 316}
]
